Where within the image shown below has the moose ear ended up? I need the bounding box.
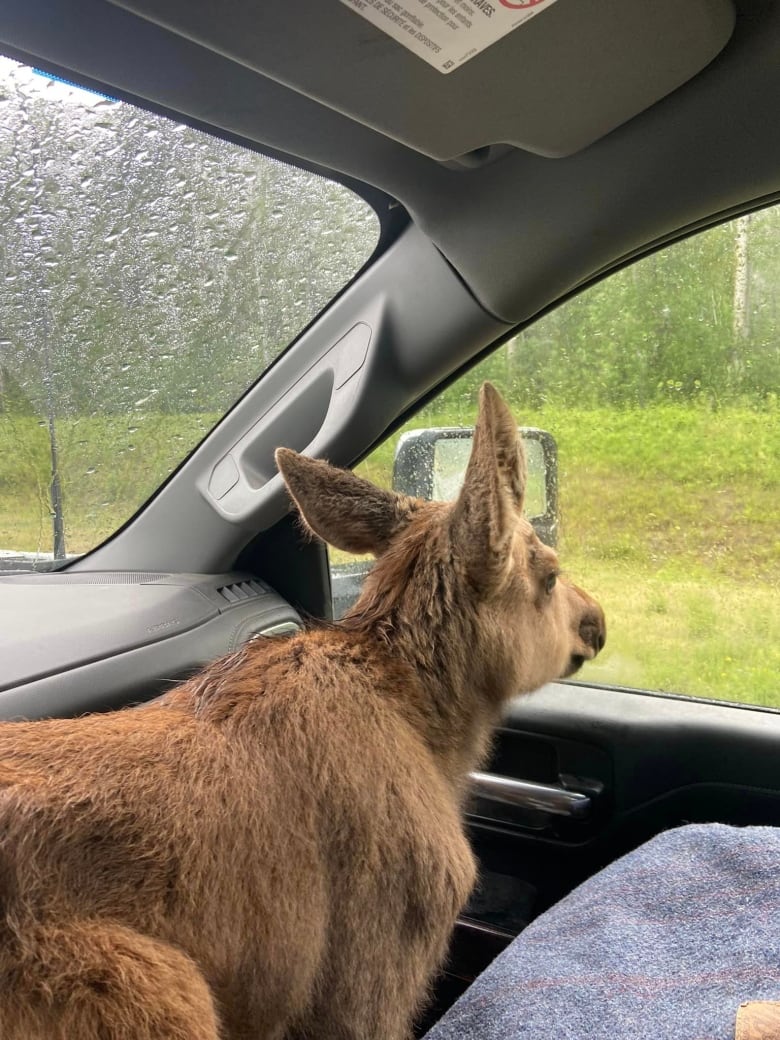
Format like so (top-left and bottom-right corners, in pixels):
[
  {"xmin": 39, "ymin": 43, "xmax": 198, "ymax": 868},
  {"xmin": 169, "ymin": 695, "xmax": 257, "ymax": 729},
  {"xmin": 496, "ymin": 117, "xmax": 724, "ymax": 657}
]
[
  {"xmin": 450, "ymin": 383, "xmax": 527, "ymax": 595},
  {"xmin": 275, "ymin": 448, "xmax": 413, "ymax": 556}
]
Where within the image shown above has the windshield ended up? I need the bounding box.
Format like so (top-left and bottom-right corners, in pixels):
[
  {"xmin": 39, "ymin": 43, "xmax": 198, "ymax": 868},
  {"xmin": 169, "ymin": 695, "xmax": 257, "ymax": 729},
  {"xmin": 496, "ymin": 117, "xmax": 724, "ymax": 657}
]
[{"xmin": 0, "ymin": 57, "xmax": 380, "ymax": 572}]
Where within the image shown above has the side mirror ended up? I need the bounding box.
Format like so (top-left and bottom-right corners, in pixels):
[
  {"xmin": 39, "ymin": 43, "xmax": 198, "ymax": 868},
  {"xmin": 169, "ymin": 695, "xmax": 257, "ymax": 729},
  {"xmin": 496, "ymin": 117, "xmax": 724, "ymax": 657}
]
[{"xmin": 392, "ymin": 427, "xmax": 558, "ymax": 547}]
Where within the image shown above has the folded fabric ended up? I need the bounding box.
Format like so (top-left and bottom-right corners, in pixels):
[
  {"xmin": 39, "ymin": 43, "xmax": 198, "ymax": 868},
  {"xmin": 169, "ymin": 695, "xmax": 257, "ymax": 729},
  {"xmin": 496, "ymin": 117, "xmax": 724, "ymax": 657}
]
[{"xmin": 425, "ymin": 824, "xmax": 780, "ymax": 1040}]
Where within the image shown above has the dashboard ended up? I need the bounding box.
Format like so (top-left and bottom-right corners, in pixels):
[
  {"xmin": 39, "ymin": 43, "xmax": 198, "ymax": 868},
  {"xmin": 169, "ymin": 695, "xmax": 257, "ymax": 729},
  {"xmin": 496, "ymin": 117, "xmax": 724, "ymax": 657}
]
[{"xmin": 0, "ymin": 572, "xmax": 301, "ymax": 721}]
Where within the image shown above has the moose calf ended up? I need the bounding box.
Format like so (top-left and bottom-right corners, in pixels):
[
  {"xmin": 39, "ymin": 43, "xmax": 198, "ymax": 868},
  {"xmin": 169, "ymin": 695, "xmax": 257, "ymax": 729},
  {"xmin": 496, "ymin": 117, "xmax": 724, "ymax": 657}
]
[{"xmin": 0, "ymin": 383, "xmax": 605, "ymax": 1039}]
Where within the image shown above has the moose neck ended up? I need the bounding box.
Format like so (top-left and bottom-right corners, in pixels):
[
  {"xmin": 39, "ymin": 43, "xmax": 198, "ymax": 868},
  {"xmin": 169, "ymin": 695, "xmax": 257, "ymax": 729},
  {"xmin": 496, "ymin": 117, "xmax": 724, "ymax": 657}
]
[{"xmin": 342, "ymin": 540, "xmax": 509, "ymax": 793}]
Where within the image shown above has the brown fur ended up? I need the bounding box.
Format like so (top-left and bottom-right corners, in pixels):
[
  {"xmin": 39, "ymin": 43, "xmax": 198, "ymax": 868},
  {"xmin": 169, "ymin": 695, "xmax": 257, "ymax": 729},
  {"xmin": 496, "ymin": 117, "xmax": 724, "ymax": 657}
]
[{"xmin": 0, "ymin": 383, "xmax": 605, "ymax": 1039}]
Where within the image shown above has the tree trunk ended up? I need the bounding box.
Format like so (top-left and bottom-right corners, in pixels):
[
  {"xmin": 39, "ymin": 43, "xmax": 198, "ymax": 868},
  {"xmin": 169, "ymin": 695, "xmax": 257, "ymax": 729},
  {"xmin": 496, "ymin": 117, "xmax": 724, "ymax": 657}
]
[{"xmin": 731, "ymin": 215, "xmax": 750, "ymax": 379}]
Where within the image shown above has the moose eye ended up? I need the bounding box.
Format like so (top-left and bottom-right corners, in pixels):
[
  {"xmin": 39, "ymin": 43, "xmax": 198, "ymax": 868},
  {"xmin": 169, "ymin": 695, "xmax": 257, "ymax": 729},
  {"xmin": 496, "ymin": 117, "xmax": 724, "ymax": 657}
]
[{"xmin": 544, "ymin": 573, "xmax": 558, "ymax": 594}]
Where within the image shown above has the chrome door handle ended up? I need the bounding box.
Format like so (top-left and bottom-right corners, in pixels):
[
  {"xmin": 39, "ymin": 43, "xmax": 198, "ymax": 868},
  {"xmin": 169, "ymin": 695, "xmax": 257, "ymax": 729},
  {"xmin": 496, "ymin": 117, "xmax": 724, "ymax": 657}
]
[{"xmin": 470, "ymin": 771, "xmax": 592, "ymax": 820}]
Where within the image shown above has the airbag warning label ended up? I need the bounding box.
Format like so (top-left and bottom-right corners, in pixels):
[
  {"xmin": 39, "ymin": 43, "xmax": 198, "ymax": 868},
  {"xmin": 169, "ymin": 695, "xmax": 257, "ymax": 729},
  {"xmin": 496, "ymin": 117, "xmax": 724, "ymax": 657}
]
[{"xmin": 339, "ymin": 0, "xmax": 559, "ymax": 74}]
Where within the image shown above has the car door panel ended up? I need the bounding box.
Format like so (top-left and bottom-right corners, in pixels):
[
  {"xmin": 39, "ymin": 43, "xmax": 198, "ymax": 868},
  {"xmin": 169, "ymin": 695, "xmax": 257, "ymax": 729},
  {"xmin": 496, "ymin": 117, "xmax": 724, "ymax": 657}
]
[{"xmin": 418, "ymin": 683, "xmax": 780, "ymax": 1031}]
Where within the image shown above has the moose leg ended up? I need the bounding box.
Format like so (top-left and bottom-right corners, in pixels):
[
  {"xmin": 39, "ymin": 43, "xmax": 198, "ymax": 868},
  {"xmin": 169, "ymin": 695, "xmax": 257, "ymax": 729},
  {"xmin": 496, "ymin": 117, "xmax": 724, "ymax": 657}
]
[
  {"xmin": 288, "ymin": 918, "xmax": 452, "ymax": 1040},
  {"xmin": 286, "ymin": 803, "xmax": 476, "ymax": 1040},
  {"xmin": 289, "ymin": 964, "xmax": 427, "ymax": 1040},
  {"xmin": 0, "ymin": 919, "xmax": 221, "ymax": 1040}
]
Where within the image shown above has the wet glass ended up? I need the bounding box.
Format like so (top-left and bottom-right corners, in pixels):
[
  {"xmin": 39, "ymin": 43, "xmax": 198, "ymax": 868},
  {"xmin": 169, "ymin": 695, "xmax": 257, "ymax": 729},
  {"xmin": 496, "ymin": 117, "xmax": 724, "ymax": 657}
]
[
  {"xmin": 0, "ymin": 57, "xmax": 379, "ymax": 571},
  {"xmin": 432, "ymin": 435, "xmax": 546, "ymax": 516}
]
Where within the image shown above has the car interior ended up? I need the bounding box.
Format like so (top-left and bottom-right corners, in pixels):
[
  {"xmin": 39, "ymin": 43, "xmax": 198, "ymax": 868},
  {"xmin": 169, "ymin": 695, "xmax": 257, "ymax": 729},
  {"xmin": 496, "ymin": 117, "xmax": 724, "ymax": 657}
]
[{"xmin": 1, "ymin": 0, "xmax": 779, "ymax": 1036}]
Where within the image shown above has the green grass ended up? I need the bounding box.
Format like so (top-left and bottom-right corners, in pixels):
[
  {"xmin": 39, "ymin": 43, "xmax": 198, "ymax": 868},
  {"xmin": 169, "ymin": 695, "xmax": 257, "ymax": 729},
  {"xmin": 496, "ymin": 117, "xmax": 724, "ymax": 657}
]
[
  {"xmin": 0, "ymin": 412, "xmax": 218, "ymax": 554},
  {"xmin": 1, "ymin": 403, "xmax": 778, "ymax": 707},
  {"xmin": 569, "ymin": 560, "xmax": 780, "ymax": 706}
]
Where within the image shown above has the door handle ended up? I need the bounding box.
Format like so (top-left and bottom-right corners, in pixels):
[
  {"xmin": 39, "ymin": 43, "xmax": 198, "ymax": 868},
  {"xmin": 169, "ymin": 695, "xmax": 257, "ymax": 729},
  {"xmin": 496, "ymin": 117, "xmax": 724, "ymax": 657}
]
[{"xmin": 470, "ymin": 771, "xmax": 592, "ymax": 820}]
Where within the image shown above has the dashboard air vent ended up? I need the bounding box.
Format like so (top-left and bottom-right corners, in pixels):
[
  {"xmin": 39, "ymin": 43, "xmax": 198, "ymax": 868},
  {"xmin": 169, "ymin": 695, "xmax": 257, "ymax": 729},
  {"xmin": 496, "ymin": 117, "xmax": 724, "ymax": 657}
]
[{"xmin": 216, "ymin": 579, "xmax": 267, "ymax": 605}]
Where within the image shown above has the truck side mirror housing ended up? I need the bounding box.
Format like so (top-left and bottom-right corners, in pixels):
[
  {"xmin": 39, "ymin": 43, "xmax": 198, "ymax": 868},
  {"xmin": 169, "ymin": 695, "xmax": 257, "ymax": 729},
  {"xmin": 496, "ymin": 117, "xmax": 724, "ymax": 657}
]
[{"xmin": 392, "ymin": 427, "xmax": 558, "ymax": 547}]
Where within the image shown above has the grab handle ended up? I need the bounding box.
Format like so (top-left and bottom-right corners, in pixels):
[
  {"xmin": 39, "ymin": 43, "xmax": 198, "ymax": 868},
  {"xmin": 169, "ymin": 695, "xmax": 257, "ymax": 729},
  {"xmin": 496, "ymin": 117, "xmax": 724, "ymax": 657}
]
[{"xmin": 470, "ymin": 771, "xmax": 591, "ymax": 820}]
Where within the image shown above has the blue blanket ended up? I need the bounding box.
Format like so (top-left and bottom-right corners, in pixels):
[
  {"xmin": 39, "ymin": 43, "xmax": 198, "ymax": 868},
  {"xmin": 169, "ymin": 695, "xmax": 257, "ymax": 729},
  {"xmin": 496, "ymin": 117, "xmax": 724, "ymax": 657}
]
[{"xmin": 425, "ymin": 824, "xmax": 780, "ymax": 1039}]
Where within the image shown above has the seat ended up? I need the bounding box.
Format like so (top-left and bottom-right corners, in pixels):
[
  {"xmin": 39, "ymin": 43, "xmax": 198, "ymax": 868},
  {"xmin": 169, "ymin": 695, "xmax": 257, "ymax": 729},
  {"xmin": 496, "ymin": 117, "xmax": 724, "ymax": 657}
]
[{"xmin": 424, "ymin": 824, "xmax": 780, "ymax": 1040}]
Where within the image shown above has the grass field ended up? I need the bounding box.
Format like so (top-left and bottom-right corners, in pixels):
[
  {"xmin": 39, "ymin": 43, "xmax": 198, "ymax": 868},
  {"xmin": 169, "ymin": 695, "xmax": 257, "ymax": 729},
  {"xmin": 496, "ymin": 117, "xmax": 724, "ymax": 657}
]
[{"xmin": 1, "ymin": 403, "xmax": 778, "ymax": 706}]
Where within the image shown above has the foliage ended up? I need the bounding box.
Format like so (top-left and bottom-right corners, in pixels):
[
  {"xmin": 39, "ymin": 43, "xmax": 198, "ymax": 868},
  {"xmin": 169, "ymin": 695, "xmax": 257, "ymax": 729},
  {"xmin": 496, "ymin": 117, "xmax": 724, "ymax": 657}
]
[{"xmin": 451, "ymin": 207, "xmax": 780, "ymax": 411}]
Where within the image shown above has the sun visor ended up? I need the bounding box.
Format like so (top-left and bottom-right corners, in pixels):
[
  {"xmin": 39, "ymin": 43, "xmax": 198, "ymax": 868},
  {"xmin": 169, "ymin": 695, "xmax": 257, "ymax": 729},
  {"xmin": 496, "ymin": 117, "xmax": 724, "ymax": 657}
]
[{"xmin": 109, "ymin": 0, "xmax": 735, "ymax": 160}]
